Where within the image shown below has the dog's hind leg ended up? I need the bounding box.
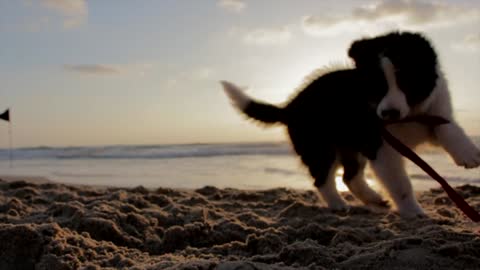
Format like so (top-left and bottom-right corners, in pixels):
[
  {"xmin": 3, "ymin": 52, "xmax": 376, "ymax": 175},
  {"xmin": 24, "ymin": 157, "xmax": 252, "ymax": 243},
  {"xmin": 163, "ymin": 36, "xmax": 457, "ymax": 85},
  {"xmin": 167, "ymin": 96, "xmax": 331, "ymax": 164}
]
[
  {"xmin": 301, "ymin": 151, "xmax": 347, "ymax": 210},
  {"xmin": 342, "ymin": 154, "xmax": 388, "ymax": 208},
  {"xmin": 288, "ymin": 125, "xmax": 346, "ymax": 210},
  {"xmin": 370, "ymin": 143, "xmax": 425, "ymax": 217}
]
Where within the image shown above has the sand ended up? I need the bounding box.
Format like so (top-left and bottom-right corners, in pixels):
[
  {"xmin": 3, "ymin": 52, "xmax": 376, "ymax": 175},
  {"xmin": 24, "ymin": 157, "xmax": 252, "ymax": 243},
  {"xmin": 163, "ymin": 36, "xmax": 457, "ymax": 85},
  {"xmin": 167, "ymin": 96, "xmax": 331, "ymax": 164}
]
[{"xmin": 0, "ymin": 178, "xmax": 479, "ymax": 269}]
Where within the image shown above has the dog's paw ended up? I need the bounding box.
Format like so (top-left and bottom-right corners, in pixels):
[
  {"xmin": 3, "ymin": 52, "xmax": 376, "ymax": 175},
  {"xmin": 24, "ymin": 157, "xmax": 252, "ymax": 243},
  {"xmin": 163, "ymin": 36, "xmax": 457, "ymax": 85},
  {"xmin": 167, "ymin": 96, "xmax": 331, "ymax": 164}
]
[
  {"xmin": 361, "ymin": 194, "xmax": 390, "ymax": 209},
  {"xmin": 323, "ymin": 198, "xmax": 349, "ymax": 212},
  {"xmin": 368, "ymin": 199, "xmax": 390, "ymax": 209},
  {"xmin": 396, "ymin": 202, "xmax": 426, "ymax": 218},
  {"xmin": 359, "ymin": 190, "xmax": 389, "ymax": 208},
  {"xmin": 450, "ymin": 144, "xmax": 480, "ymax": 169},
  {"xmin": 328, "ymin": 201, "xmax": 349, "ymax": 212},
  {"xmin": 395, "ymin": 211, "xmax": 427, "ymax": 219},
  {"xmin": 350, "ymin": 186, "xmax": 389, "ymax": 209},
  {"xmin": 318, "ymin": 189, "xmax": 348, "ymax": 211}
]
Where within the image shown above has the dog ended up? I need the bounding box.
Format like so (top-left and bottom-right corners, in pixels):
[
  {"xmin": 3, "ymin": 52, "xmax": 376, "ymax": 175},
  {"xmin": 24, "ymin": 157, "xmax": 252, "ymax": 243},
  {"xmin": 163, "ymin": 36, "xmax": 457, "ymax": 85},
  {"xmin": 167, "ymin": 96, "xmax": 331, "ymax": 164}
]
[{"xmin": 222, "ymin": 31, "xmax": 480, "ymax": 217}]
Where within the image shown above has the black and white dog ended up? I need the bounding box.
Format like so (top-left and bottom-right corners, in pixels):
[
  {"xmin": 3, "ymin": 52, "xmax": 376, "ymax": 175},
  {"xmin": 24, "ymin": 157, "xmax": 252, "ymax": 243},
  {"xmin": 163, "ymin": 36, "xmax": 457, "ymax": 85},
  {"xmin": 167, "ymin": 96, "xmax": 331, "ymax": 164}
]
[{"xmin": 222, "ymin": 31, "xmax": 480, "ymax": 217}]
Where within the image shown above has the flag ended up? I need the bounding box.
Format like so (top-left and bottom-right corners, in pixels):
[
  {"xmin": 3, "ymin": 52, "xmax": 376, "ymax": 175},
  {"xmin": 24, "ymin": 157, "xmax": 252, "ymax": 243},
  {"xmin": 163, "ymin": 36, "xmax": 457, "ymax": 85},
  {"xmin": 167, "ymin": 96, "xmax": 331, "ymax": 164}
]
[{"xmin": 0, "ymin": 109, "xmax": 9, "ymax": 122}]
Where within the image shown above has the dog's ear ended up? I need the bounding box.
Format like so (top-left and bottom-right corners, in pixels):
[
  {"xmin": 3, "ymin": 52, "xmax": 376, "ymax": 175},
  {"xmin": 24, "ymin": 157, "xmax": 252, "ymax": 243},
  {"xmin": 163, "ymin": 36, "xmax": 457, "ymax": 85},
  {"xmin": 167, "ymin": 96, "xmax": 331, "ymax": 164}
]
[
  {"xmin": 348, "ymin": 38, "xmax": 384, "ymax": 66},
  {"xmin": 348, "ymin": 39, "xmax": 367, "ymax": 61}
]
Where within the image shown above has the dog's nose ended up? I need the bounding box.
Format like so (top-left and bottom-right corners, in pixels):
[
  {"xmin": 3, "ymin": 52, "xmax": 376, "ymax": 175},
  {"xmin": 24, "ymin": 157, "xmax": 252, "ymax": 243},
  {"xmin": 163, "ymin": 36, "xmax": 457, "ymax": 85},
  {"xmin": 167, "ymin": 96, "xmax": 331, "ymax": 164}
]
[{"xmin": 381, "ymin": 109, "xmax": 401, "ymax": 120}]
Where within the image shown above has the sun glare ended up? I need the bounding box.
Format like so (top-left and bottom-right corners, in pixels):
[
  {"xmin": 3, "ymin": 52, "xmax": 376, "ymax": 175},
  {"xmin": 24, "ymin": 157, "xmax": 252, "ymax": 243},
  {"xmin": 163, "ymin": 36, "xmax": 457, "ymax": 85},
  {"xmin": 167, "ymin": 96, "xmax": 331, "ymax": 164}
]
[{"xmin": 334, "ymin": 168, "xmax": 379, "ymax": 192}]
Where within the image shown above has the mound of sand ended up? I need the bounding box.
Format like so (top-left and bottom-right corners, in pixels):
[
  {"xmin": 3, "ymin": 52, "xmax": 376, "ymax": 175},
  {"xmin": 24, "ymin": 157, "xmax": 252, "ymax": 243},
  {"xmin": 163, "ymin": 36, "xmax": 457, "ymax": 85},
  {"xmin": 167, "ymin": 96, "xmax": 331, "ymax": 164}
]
[{"xmin": 0, "ymin": 178, "xmax": 479, "ymax": 269}]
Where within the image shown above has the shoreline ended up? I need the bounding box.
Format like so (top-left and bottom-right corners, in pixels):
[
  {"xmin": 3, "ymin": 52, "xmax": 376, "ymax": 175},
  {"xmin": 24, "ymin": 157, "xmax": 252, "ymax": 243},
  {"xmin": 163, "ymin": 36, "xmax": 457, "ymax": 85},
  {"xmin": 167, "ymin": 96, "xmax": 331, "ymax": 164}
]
[{"xmin": 0, "ymin": 172, "xmax": 476, "ymax": 199}]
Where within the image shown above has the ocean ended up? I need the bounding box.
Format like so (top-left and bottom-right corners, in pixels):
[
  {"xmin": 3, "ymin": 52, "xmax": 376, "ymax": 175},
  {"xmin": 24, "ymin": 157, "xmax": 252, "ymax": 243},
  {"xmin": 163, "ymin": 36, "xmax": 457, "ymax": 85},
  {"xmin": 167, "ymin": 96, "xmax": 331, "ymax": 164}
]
[{"xmin": 0, "ymin": 140, "xmax": 479, "ymax": 191}]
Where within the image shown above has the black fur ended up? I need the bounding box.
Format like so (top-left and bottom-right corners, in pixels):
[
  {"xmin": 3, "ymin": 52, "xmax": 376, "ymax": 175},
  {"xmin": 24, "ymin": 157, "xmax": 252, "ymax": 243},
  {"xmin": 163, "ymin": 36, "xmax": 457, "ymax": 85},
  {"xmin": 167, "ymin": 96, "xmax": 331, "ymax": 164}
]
[
  {"xmin": 241, "ymin": 69, "xmax": 386, "ymax": 187},
  {"xmin": 232, "ymin": 31, "xmax": 438, "ymax": 190},
  {"xmin": 243, "ymin": 101, "xmax": 283, "ymax": 124},
  {"xmin": 349, "ymin": 31, "xmax": 438, "ymax": 106}
]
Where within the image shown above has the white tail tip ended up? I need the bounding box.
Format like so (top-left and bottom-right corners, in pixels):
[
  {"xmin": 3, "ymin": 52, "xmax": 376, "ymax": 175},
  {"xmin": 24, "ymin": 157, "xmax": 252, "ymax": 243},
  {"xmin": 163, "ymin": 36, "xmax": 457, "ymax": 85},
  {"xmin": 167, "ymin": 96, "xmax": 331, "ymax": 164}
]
[{"xmin": 220, "ymin": 80, "xmax": 251, "ymax": 110}]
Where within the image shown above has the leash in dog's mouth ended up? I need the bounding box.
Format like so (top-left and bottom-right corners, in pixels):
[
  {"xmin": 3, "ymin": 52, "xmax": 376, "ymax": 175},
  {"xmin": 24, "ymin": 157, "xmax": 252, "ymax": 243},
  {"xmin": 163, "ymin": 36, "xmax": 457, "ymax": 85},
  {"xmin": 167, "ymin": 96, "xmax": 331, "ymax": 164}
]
[{"xmin": 383, "ymin": 115, "xmax": 480, "ymax": 222}]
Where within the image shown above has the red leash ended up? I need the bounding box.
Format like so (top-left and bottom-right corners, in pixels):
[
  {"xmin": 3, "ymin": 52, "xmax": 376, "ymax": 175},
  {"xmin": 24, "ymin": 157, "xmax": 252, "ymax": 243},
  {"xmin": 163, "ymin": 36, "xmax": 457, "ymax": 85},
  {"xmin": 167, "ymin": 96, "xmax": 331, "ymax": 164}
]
[{"xmin": 383, "ymin": 116, "xmax": 480, "ymax": 222}]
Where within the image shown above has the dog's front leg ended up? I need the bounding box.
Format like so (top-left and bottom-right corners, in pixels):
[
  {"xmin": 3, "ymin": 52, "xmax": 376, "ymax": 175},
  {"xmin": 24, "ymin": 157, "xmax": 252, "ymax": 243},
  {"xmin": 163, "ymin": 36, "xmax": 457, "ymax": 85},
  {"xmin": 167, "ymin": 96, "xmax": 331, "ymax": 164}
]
[
  {"xmin": 370, "ymin": 143, "xmax": 425, "ymax": 217},
  {"xmin": 435, "ymin": 122, "xmax": 480, "ymax": 169},
  {"xmin": 426, "ymin": 81, "xmax": 480, "ymax": 168}
]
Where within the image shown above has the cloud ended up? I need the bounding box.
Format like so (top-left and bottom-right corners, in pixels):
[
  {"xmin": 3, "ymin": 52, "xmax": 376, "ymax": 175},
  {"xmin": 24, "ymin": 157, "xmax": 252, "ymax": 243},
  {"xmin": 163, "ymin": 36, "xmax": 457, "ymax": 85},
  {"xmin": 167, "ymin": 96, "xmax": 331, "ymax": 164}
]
[
  {"xmin": 452, "ymin": 33, "xmax": 480, "ymax": 52},
  {"xmin": 217, "ymin": 0, "xmax": 246, "ymax": 13},
  {"xmin": 41, "ymin": 0, "xmax": 87, "ymax": 28},
  {"xmin": 243, "ymin": 27, "xmax": 292, "ymax": 46},
  {"xmin": 301, "ymin": 15, "xmax": 360, "ymax": 37},
  {"xmin": 353, "ymin": 0, "xmax": 479, "ymax": 25},
  {"xmin": 302, "ymin": 0, "xmax": 480, "ymax": 37},
  {"xmin": 165, "ymin": 67, "xmax": 216, "ymax": 89},
  {"xmin": 464, "ymin": 33, "xmax": 480, "ymax": 47},
  {"xmin": 64, "ymin": 62, "xmax": 157, "ymax": 77},
  {"xmin": 64, "ymin": 64, "xmax": 120, "ymax": 75}
]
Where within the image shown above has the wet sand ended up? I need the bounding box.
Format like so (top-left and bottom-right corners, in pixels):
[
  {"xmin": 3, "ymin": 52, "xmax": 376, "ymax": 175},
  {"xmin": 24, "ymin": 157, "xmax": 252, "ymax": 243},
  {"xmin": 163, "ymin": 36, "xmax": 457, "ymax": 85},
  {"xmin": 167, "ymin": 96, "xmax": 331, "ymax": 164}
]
[{"xmin": 0, "ymin": 178, "xmax": 479, "ymax": 269}]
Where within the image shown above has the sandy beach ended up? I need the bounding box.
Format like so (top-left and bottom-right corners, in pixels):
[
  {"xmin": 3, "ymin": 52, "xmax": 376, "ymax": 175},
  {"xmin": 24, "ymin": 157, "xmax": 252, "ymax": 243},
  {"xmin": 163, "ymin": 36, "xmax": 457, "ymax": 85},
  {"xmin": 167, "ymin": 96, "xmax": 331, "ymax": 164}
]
[
  {"xmin": 3, "ymin": 0, "xmax": 480, "ymax": 269},
  {"xmin": 0, "ymin": 178, "xmax": 478, "ymax": 269}
]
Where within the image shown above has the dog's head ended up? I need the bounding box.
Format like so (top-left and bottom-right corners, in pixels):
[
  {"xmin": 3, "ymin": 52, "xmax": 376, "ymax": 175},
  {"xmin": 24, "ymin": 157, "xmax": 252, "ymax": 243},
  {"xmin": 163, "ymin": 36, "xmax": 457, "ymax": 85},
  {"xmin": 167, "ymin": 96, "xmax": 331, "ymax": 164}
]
[{"xmin": 348, "ymin": 31, "xmax": 438, "ymax": 120}]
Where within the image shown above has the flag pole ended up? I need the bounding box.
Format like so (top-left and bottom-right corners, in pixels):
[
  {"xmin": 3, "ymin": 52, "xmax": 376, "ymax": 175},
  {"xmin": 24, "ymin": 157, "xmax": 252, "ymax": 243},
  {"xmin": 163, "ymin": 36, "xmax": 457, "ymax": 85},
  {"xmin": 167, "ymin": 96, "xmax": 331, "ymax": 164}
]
[
  {"xmin": 8, "ymin": 120, "xmax": 12, "ymax": 168},
  {"xmin": 0, "ymin": 108, "xmax": 11, "ymax": 167}
]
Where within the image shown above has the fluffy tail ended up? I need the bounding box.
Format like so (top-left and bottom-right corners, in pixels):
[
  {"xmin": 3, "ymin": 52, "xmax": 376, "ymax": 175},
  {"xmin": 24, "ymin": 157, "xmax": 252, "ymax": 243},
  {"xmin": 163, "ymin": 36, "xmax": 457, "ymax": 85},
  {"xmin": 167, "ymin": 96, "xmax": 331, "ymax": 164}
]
[{"xmin": 221, "ymin": 81, "xmax": 283, "ymax": 124}]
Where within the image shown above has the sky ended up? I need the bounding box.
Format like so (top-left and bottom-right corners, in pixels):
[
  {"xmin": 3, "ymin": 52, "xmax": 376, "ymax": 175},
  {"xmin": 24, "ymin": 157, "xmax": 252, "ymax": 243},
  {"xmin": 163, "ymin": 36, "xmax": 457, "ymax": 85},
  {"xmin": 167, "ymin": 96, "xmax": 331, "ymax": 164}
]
[{"xmin": 0, "ymin": 0, "xmax": 479, "ymax": 147}]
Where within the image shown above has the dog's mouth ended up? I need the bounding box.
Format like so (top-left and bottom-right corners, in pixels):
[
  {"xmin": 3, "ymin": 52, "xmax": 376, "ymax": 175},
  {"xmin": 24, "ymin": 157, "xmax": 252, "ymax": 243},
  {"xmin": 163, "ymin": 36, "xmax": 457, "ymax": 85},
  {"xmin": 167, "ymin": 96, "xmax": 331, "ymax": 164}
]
[
  {"xmin": 377, "ymin": 106, "xmax": 410, "ymax": 121},
  {"xmin": 379, "ymin": 109, "xmax": 401, "ymax": 121}
]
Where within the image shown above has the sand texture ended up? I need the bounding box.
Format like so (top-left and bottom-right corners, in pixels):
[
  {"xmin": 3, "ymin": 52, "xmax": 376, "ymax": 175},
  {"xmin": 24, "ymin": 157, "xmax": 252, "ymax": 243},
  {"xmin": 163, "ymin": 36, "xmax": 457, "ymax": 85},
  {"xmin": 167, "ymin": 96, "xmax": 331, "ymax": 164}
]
[{"xmin": 0, "ymin": 178, "xmax": 479, "ymax": 269}]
